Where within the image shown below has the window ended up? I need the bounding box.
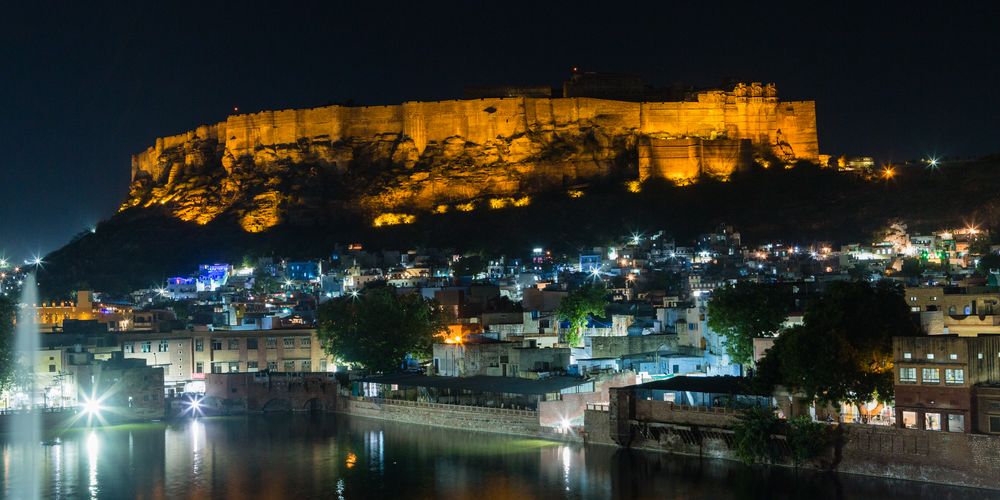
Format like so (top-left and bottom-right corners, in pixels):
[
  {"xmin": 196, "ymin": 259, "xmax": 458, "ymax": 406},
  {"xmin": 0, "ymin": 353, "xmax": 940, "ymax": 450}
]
[
  {"xmin": 247, "ymin": 338, "xmax": 259, "ymax": 350},
  {"xmin": 284, "ymin": 361, "xmax": 295, "ymax": 371},
  {"xmin": 247, "ymin": 361, "xmax": 259, "ymax": 372},
  {"xmin": 300, "ymin": 337, "xmax": 311, "ymax": 348},
  {"xmin": 903, "ymin": 352, "xmax": 912, "ymax": 360},
  {"xmin": 979, "ymin": 353, "xmax": 984, "ymax": 360},
  {"xmin": 211, "ymin": 339, "xmax": 222, "ymax": 351},
  {"xmin": 283, "ymin": 337, "xmax": 295, "ymax": 349},
  {"xmin": 990, "ymin": 416, "xmax": 1000, "ymax": 433},
  {"xmin": 195, "ymin": 339, "xmax": 204, "ymax": 352},
  {"xmin": 267, "ymin": 361, "xmax": 277, "ymax": 371},
  {"xmin": 945, "ymin": 369, "xmax": 965, "ymax": 384},
  {"xmin": 211, "ymin": 363, "xmax": 224, "ymax": 374},
  {"xmin": 949, "ymin": 353, "xmax": 958, "ymax": 360},
  {"xmin": 266, "ymin": 337, "xmax": 277, "ymax": 349},
  {"xmin": 320, "ymin": 360, "xmax": 328, "ymax": 372},
  {"xmin": 902, "ymin": 411, "xmax": 918, "ymax": 429},
  {"xmin": 925, "ymin": 413, "xmax": 942, "ymax": 431},
  {"xmin": 228, "ymin": 362, "xmax": 239, "ymax": 373},
  {"xmin": 922, "ymin": 368, "xmax": 940, "ymax": 384},
  {"xmin": 899, "ymin": 367, "xmax": 917, "ymax": 383},
  {"xmin": 125, "ymin": 343, "xmax": 134, "ymax": 353},
  {"xmin": 926, "ymin": 353, "xmax": 935, "ymax": 360},
  {"xmin": 195, "ymin": 362, "xmax": 204, "ymax": 374},
  {"xmin": 141, "ymin": 342, "xmax": 151, "ymax": 353},
  {"xmin": 302, "ymin": 360, "xmax": 311, "ymax": 371},
  {"xmin": 48, "ymin": 365, "xmax": 56, "ymax": 373},
  {"xmin": 158, "ymin": 340, "xmax": 169, "ymax": 352},
  {"xmin": 947, "ymin": 414, "xmax": 965, "ymax": 432},
  {"xmin": 909, "ymin": 296, "xmax": 917, "ymax": 302},
  {"xmin": 228, "ymin": 339, "xmax": 240, "ymax": 350}
]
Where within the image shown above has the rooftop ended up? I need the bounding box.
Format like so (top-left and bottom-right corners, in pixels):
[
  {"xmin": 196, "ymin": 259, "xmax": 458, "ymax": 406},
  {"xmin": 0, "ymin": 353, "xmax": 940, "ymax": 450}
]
[
  {"xmin": 629, "ymin": 375, "xmax": 768, "ymax": 396},
  {"xmin": 358, "ymin": 372, "xmax": 589, "ymax": 395}
]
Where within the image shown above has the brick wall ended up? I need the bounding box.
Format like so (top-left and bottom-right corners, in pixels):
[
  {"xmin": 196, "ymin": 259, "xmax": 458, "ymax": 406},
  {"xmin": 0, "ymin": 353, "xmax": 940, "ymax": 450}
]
[{"xmin": 341, "ymin": 397, "xmax": 542, "ymax": 437}]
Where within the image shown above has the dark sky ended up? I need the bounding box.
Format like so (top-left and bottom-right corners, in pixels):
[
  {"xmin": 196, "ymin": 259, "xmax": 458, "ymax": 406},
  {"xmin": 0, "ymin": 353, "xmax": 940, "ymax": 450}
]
[{"xmin": 1, "ymin": 2, "xmax": 997, "ymax": 262}]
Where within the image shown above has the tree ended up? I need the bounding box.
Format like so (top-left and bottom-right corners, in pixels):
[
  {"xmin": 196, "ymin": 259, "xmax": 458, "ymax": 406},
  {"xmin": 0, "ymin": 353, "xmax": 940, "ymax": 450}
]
[
  {"xmin": 756, "ymin": 280, "xmax": 921, "ymax": 412},
  {"xmin": 786, "ymin": 415, "xmax": 829, "ymax": 466},
  {"xmin": 899, "ymin": 257, "xmax": 925, "ymax": 279},
  {"xmin": 733, "ymin": 406, "xmax": 783, "ymax": 465},
  {"xmin": 317, "ymin": 286, "xmax": 447, "ymax": 373},
  {"xmin": 555, "ymin": 284, "xmax": 608, "ymax": 347},
  {"xmin": 977, "ymin": 252, "xmax": 1000, "ymax": 276},
  {"xmin": 0, "ymin": 297, "xmax": 14, "ymax": 393},
  {"xmin": 707, "ymin": 282, "xmax": 792, "ymax": 366}
]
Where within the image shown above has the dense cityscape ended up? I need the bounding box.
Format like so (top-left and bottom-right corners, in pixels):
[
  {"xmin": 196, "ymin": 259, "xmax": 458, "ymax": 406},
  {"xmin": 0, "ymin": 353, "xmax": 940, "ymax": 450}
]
[{"xmin": 3, "ymin": 3, "xmax": 1000, "ymax": 499}]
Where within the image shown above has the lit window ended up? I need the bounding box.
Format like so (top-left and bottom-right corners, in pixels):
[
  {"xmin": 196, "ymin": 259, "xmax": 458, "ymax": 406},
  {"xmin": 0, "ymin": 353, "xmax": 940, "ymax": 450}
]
[
  {"xmin": 902, "ymin": 411, "xmax": 918, "ymax": 429},
  {"xmin": 266, "ymin": 337, "xmax": 277, "ymax": 349},
  {"xmin": 903, "ymin": 352, "xmax": 912, "ymax": 360},
  {"xmin": 979, "ymin": 353, "xmax": 984, "ymax": 360},
  {"xmin": 284, "ymin": 361, "xmax": 295, "ymax": 371},
  {"xmin": 141, "ymin": 342, "xmax": 151, "ymax": 353},
  {"xmin": 922, "ymin": 368, "xmax": 940, "ymax": 384},
  {"xmin": 925, "ymin": 413, "xmax": 942, "ymax": 431},
  {"xmin": 945, "ymin": 369, "xmax": 965, "ymax": 384},
  {"xmin": 949, "ymin": 353, "xmax": 958, "ymax": 360},
  {"xmin": 267, "ymin": 361, "xmax": 277, "ymax": 371},
  {"xmin": 926, "ymin": 353, "xmax": 935, "ymax": 360},
  {"xmin": 283, "ymin": 338, "xmax": 295, "ymax": 348},
  {"xmin": 899, "ymin": 367, "xmax": 917, "ymax": 383}
]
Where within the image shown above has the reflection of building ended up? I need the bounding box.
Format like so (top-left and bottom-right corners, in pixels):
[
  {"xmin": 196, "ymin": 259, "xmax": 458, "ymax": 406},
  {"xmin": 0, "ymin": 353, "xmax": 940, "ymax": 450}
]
[{"xmin": 893, "ymin": 336, "xmax": 1000, "ymax": 434}]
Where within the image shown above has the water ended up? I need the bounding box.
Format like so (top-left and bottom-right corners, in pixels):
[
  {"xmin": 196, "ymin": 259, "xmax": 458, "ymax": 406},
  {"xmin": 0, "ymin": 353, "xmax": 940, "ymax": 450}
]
[
  {"xmin": 7, "ymin": 275, "xmax": 41, "ymax": 499},
  {"xmin": 0, "ymin": 414, "xmax": 993, "ymax": 499}
]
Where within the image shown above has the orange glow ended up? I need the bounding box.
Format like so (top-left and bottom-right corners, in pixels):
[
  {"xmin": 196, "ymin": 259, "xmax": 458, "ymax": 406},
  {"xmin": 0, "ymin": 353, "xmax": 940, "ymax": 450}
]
[
  {"xmin": 345, "ymin": 452, "xmax": 357, "ymax": 469},
  {"xmin": 455, "ymin": 202, "xmax": 475, "ymax": 212},
  {"xmin": 372, "ymin": 213, "xmax": 416, "ymax": 227},
  {"xmin": 626, "ymin": 180, "xmax": 641, "ymax": 193},
  {"xmin": 881, "ymin": 166, "xmax": 895, "ymax": 180},
  {"xmin": 433, "ymin": 204, "xmax": 449, "ymax": 214},
  {"xmin": 567, "ymin": 190, "xmax": 584, "ymax": 198}
]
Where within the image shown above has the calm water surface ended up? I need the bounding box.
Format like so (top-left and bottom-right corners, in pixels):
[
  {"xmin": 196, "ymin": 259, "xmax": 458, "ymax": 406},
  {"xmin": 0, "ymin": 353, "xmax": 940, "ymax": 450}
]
[{"xmin": 0, "ymin": 414, "xmax": 994, "ymax": 499}]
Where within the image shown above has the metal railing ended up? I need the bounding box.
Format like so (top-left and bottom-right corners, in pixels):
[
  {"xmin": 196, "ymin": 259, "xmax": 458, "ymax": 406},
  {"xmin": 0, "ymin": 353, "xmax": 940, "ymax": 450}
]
[{"xmin": 350, "ymin": 396, "xmax": 537, "ymax": 418}]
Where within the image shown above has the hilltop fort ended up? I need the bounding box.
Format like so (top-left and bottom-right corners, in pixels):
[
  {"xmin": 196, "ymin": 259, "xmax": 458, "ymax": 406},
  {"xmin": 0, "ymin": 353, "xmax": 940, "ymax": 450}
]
[{"xmin": 124, "ymin": 73, "xmax": 819, "ymax": 232}]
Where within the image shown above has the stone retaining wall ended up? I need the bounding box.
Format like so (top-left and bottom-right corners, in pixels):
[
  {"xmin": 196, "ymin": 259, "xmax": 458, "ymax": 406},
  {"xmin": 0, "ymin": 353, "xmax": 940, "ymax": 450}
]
[{"xmin": 339, "ymin": 396, "xmax": 543, "ymax": 437}]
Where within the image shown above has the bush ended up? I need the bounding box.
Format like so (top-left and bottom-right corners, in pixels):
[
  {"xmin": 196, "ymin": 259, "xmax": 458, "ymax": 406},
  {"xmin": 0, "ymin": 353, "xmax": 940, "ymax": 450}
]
[
  {"xmin": 732, "ymin": 406, "xmax": 783, "ymax": 465},
  {"xmin": 786, "ymin": 415, "xmax": 829, "ymax": 466}
]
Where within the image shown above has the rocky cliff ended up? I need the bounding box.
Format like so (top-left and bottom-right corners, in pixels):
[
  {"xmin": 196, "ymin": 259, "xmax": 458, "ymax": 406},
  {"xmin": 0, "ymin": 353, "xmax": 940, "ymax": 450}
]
[{"xmin": 123, "ymin": 87, "xmax": 818, "ymax": 232}]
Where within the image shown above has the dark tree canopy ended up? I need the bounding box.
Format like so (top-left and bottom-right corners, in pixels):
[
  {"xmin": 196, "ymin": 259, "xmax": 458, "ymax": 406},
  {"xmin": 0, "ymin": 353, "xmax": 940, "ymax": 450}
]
[
  {"xmin": 556, "ymin": 283, "xmax": 609, "ymax": 347},
  {"xmin": 317, "ymin": 286, "xmax": 448, "ymax": 373},
  {"xmin": 707, "ymin": 282, "xmax": 792, "ymax": 366},
  {"xmin": 756, "ymin": 280, "xmax": 922, "ymax": 407}
]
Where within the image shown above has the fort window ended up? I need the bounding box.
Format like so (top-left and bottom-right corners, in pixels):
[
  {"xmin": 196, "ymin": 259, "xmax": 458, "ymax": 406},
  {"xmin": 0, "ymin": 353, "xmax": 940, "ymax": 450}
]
[
  {"xmin": 900, "ymin": 367, "xmax": 917, "ymax": 383},
  {"xmin": 926, "ymin": 353, "xmax": 935, "ymax": 360},
  {"xmin": 922, "ymin": 368, "xmax": 940, "ymax": 384},
  {"xmin": 945, "ymin": 369, "xmax": 965, "ymax": 384},
  {"xmin": 949, "ymin": 353, "xmax": 958, "ymax": 360}
]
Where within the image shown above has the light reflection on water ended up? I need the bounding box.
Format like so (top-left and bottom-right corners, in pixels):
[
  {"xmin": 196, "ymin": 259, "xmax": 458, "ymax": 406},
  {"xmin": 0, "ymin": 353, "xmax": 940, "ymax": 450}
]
[{"xmin": 0, "ymin": 415, "xmax": 995, "ymax": 499}]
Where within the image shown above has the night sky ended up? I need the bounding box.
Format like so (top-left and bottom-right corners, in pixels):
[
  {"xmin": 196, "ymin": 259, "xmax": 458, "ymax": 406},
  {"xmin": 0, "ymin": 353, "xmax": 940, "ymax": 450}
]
[{"xmin": 1, "ymin": 3, "xmax": 997, "ymax": 262}]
